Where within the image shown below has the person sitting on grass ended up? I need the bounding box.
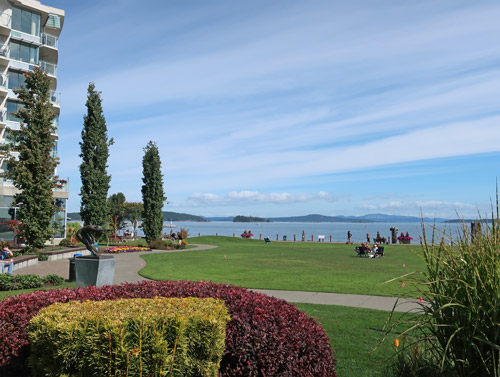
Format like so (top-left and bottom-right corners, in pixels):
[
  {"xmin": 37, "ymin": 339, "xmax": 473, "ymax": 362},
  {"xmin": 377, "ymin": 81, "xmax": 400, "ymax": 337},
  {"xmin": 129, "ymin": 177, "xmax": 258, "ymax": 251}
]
[{"xmin": 1, "ymin": 245, "xmax": 14, "ymax": 275}]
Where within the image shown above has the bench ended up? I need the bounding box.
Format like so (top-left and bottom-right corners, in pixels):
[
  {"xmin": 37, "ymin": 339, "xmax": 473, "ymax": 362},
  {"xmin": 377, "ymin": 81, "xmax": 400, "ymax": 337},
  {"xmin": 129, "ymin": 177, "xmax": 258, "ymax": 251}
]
[
  {"xmin": 317, "ymin": 235, "xmax": 325, "ymax": 242},
  {"xmin": 2, "ymin": 254, "xmax": 39, "ymax": 272}
]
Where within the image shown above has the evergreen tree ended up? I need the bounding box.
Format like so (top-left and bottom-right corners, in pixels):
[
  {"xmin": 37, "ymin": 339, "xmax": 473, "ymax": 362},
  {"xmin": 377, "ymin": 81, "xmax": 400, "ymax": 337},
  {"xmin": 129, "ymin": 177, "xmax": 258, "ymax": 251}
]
[
  {"xmin": 1, "ymin": 68, "xmax": 58, "ymax": 250},
  {"xmin": 141, "ymin": 141, "xmax": 166, "ymax": 243},
  {"xmin": 79, "ymin": 83, "xmax": 113, "ymax": 227}
]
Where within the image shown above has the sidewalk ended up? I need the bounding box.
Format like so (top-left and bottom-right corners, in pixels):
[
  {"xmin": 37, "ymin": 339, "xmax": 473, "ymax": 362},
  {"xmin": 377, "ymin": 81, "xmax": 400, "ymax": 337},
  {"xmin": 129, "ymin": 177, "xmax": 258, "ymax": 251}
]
[{"xmin": 13, "ymin": 244, "xmax": 421, "ymax": 313}]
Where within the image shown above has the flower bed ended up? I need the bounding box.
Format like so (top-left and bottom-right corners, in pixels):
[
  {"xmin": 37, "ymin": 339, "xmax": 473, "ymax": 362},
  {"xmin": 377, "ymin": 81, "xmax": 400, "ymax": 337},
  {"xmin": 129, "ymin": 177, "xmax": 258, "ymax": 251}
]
[
  {"xmin": 0, "ymin": 281, "xmax": 336, "ymax": 376},
  {"xmin": 104, "ymin": 246, "xmax": 152, "ymax": 253},
  {"xmin": 240, "ymin": 232, "xmax": 254, "ymax": 238}
]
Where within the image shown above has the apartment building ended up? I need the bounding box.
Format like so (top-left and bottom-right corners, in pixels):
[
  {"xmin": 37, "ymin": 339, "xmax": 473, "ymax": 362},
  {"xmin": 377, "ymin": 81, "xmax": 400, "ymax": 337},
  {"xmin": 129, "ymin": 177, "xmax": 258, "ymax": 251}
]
[{"xmin": 0, "ymin": 0, "xmax": 66, "ymax": 240}]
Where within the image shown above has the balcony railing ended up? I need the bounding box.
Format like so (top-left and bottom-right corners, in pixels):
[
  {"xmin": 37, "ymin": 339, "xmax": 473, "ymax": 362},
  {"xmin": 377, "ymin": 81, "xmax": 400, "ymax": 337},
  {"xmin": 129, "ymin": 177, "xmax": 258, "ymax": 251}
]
[
  {"xmin": 51, "ymin": 117, "xmax": 59, "ymax": 134},
  {"xmin": 54, "ymin": 179, "xmax": 68, "ymax": 192},
  {"xmin": 0, "ymin": 13, "xmax": 11, "ymax": 29},
  {"xmin": 40, "ymin": 60, "xmax": 57, "ymax": 76},
  {"xmin": 41, "ymin": 33, "xmax": 58, "ymax": 49},
  {"xmin": 0, "ymin": 75, "xmax": 6, "ymax": 89},
  {"xmin": 0, "ymin": 45, "xmax": 9, "ymax": 58},
  {"xmin": 49, "ymin": 90, "xmax": 60, "ymax": 105}
]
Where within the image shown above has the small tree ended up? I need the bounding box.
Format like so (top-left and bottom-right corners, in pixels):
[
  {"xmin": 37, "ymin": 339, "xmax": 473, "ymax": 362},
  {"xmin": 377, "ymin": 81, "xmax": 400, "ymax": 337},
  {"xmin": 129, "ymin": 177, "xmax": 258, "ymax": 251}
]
[
  {"xmin": 107, "ymin": 192, "xmax": 126, "ymax": 239},
  {"xmin": 0, "ymin": 68, "xmax": 58, "ymax": 250},
  {"xmin": 141, "ymin": 141, "xmax": 166, "ymax": 243},
  {"xmin": 79, "ymin": 83, "xmax": 113, "ymax": 227},
  {"xmin": 124, "ymin": 202, "xmax": 143, "ymax": 239}
]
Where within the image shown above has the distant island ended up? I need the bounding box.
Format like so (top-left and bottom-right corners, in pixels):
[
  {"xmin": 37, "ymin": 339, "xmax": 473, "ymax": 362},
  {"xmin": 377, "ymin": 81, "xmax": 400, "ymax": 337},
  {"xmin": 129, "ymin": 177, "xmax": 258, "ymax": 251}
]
[
  {"xmin": 67, "ymin": 211, "xmax": 451, "ymax": 223},
  {"xmin": 233, "ymin": 215, "xmax": 270, "ymax": 223}
]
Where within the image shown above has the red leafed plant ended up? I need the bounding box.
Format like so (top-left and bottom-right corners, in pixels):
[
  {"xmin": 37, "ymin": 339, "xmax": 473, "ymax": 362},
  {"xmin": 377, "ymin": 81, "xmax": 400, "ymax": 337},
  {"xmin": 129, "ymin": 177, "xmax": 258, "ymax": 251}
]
[{"xmin": 0, "ymin": 280, "xmax": 336, "ymax": 376}]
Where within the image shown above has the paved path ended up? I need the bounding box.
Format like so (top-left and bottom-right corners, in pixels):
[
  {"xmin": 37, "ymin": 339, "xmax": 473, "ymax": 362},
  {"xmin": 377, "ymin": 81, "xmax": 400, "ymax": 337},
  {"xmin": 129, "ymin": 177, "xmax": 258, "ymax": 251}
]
[{"xmin": 13, "ymin": 244, "xmax": 422, "ymax": 312}]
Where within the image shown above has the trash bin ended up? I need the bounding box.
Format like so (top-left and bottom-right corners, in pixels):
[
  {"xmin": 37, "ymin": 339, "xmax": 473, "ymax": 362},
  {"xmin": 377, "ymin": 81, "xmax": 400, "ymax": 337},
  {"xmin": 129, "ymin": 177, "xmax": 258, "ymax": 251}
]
[
  {"xmin": 68, "ymin": 253, "xmax": 83, "ymax": 282},
  {"xmin": 283, "ymin": 235, "xmax": 287, "ymax": 241}
]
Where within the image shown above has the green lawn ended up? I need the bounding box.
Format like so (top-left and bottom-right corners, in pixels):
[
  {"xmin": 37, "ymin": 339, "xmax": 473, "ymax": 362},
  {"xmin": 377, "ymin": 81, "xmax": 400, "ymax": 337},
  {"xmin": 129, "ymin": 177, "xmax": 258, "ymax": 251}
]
[
  {"xmin": 297, "ymin": 303, "xmax": 411, "ymax": 377},
  {"xmin": 140, "ymin": 236, "xmax": 426, "ymax": 297}
]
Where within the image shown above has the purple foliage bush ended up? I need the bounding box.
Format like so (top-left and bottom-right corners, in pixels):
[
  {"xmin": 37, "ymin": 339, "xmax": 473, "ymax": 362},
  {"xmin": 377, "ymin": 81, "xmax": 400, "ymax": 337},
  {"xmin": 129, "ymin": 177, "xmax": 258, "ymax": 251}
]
[{"xmin": 0, "ymin": 280, "xmax": 336, "ymax": 376}]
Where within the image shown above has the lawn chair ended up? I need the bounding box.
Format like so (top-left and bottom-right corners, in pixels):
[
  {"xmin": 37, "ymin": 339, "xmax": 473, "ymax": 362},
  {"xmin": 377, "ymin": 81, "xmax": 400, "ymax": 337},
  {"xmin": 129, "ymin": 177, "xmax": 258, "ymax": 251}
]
[
  {"xmin": 375, "ymin": 246, "xmax": 384, "ymax": 257},
  {"xmin": 355, "ymin": 246, "xmax": 367, "ymax": 257},
  {"xmin": 264, "ymin": 237, "xmax": 271, "ymax": 244}
]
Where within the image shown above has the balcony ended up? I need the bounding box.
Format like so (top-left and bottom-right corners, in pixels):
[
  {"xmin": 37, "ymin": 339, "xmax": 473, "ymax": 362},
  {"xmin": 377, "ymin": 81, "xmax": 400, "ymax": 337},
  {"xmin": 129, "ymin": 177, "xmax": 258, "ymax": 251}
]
[
  {"xmin": 54, "ymin": 179, "xmax": 68, "ymax": 193},
  {"xmin": 0, "ymin": 75, "xmax": 7, "ymax": 93},
  {"xmin": 49, "ymin": 90, "xmax": 60, "ymax": 105},
  {"xmin": 41, "ymin": 33, "xmax": 58, "ymax": 49},
  {"xmin": 51, "ymin": 116, "xmax": 59, "ymax": 134},
  {"xmin": 40, "ymin": 60, "xmax": 57, "ymax": 76},
  {"xmin": 10, "ymin": 30, "xmax": 41, "ymax": 45},
  {"xmin": 0, "ymin": 13, "xmax": 11, "ymax": 36},
  {"xmin": 0, "ymin": 45, "xmax": 9, "ymax": 65}
]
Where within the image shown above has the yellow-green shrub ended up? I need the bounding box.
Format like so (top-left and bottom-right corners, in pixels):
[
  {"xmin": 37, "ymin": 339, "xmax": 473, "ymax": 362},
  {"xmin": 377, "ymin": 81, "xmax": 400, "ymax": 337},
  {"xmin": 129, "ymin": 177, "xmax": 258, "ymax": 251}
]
[{"xmin": 27, "ymin": 297, "xmax": 230, "ymax": 377}]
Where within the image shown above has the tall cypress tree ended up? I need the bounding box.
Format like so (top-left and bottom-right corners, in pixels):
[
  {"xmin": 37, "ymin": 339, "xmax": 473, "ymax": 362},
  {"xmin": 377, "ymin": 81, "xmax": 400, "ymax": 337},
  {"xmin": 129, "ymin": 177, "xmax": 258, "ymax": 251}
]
[
  {"xmin": 1, "ymin": 68, "xmax": 58, "ymax": 250},
  {"xmin": 79, "ymin": 83, "xmax": 113, "ymax": 227},
  {"xmin": 141, "ymin": 141, "xmax": 166, "ymax": 243}
]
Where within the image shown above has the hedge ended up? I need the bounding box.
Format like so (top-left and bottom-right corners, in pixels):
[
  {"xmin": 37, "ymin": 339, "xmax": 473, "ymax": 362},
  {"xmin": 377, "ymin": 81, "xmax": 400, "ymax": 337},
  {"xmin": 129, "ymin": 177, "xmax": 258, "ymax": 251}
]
[
  {"xmin": 0, "ymin": 280, "xmax": 336, "ymax": 376},
  {"xmin": 28, "ymin": 297, "xmax": 229, "ymax": 377}
]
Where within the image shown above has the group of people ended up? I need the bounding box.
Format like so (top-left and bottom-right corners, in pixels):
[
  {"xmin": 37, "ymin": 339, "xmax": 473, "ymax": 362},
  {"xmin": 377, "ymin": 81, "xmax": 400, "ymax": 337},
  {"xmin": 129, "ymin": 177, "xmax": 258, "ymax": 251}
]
[
  {"xmin": 355, "ymin": 242, "xmax": 384, "ymax": 258},
  {"xmin": 0, "ymin": 245, "xmax": 14, "ymax": 275}
]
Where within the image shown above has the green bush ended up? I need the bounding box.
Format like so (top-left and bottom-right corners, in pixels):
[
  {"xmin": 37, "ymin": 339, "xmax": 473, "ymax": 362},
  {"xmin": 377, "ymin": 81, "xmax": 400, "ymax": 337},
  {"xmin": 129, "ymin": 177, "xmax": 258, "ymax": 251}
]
[
  {"xmin": 43, "ymin": 274, "xmax": 64, "ymax": 285},
  {"xmin": 149, "ymin": 239, "xmax": 174, "ymax": 249},
  {"xmin": 28, "ymin": 297, "xmax": 230, "ymax": 377},
  {"xmin": 387, "ymin": 218, "xmax": 500, "ymax": 377},
  {"xmin": 0, "ymin": 274, "xmax": 64, "ymax": 291}
]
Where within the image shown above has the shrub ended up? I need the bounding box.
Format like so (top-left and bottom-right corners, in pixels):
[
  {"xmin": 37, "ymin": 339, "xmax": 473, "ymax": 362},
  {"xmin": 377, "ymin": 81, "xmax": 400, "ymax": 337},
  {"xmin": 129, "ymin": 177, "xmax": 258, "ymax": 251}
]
[
  {"xmin": 58, "ymin": 237, "xmax": 78, "ymax": 247},
  {"xmin": 149, "ymin": 239, "xmax": 167, "ymax": 249},
  {"xmin": 42, "ymin": 274, "xmax": 63, "ymax": 286},
  {"xmin": 28, "ymin": 297, "xmax": 229, "ymax": 377},
  {"xmin": 36, "ymin": 254, "xmax": 48, "ymax": 262},
  {"xmin": 0, "ymin": 280, "xmax": 336, "ymax": 376},
  {"xmin": 0, "ymin": 274, "xmax": 64, "ymax": 291},
  {"xmin": 387, "ymin": 218, "xmax": 500, "ymax": 377}
]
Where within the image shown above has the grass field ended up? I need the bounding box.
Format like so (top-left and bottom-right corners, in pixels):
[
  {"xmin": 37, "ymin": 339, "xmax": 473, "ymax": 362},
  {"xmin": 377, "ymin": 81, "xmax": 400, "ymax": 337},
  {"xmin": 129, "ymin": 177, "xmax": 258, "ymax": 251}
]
[
  {"xmin": 140, "ymin": 236, "xmax": 426, "ymax": 297},
  {"xmin": 296, "ymin": 303, "xmax": 411, "ymax": 377}
]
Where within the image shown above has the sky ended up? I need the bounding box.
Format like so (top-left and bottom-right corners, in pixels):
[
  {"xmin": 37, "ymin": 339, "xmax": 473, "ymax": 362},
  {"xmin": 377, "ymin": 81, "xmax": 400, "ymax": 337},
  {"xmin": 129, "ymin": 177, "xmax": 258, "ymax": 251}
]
[{"xmin": 42, "ymin": 0, "xmax": 500, "ymax": 219}]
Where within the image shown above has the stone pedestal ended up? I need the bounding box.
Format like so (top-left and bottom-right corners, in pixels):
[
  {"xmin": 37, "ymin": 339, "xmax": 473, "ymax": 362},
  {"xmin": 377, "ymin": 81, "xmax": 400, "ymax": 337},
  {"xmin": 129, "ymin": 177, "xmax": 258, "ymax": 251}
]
[{"xmin": 75, "ymin": 255, "xmax": 115, "ymax": 287}]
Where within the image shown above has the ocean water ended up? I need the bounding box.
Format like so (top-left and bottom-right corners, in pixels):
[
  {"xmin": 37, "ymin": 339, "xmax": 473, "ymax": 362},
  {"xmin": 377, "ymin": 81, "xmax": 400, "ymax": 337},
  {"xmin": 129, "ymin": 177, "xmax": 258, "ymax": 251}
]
[{"xmin": 131, "ymin": 221, "xmax": 463, "ymax": 244}]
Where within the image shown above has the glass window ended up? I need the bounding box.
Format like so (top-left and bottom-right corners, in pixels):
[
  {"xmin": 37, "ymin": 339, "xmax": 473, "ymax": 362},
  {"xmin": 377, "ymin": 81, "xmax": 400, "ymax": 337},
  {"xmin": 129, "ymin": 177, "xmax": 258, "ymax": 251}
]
[
  {"xmin": 8, "ymin": 41, "xmax": 38, "ymax": 64},
  {"xmin": 32, "ymin": 13, "xmax": 40, "ymax": 36},
  {"xmin": 6, "ymin": 100, "xmax": 23, "ymax": 122},
  {"xmin": 21, "ymin": 9, "xmax": 31, "ymax": 34},
  {"xmin": 12, "ymin": 7, "xmax": 41, "ymax": 36},
  {"xmin": 9, "ymin": 41, "xmax": 19, "ymax": 61},
  {"xmin": 19, "ymin": 43, "xmax": 30, "ymax": 63},
  {"xmin": 11, "ymin": 7, "xmax": 21, "ymax": 32},
  {"xmin": 8, "ymin": 71, "xmax": 26, "ymax": 91}
]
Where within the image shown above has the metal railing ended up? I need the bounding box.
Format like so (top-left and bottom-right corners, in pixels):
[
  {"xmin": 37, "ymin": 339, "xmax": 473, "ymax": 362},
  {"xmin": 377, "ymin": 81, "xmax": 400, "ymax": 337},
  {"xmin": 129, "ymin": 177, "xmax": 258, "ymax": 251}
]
[
  {"xmin": 41, "ymin": 33, "xmax": 58, "ymax": 48},
  {"xmin": 0, "ymin": 74, "xmax": 6, "ymax": 89},
  {"xmin": 40, "ymin": 60, "xmax": 57, "ymax": 76},
  {"xmin": 0, "ymin": 45, "xmax": 9, "ymax": 58}
]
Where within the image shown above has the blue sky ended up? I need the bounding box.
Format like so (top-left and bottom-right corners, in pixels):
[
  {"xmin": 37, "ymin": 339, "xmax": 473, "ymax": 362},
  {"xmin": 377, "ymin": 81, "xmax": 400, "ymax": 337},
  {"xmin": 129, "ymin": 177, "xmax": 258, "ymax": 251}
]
[{"xmin": 43, "ymin": 0, "xmax": 500, "ymax": 218}]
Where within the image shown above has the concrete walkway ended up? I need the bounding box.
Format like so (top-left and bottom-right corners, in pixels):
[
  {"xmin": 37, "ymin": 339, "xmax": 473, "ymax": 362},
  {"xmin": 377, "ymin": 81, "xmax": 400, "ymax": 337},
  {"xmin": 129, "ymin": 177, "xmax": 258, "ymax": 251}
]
[{"xmin": 13, "ymin": 244, "xmax": 422, "ymax": 313}]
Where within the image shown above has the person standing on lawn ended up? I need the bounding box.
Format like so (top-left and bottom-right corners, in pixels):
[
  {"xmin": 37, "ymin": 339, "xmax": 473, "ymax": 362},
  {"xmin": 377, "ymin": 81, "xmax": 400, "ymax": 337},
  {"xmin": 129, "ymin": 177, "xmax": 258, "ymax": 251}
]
[{"xmin": 1, "ymin": 245, "xmax": 14, "ymax": 274}]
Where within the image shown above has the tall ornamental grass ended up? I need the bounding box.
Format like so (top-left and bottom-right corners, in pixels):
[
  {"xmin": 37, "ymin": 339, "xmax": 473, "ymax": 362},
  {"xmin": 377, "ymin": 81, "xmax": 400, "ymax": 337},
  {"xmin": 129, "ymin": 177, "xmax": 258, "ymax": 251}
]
[{"xmin": 387, "ymin": 217, "xmax": 500, "ymax": 377}]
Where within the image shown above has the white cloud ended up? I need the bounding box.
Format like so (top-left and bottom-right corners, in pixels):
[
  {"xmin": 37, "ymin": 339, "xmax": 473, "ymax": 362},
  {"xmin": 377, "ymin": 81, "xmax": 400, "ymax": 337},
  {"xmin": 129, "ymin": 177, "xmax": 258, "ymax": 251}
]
[{"xmin": 186, "ymin": 191, "xmax": 341, "ymax": 207}]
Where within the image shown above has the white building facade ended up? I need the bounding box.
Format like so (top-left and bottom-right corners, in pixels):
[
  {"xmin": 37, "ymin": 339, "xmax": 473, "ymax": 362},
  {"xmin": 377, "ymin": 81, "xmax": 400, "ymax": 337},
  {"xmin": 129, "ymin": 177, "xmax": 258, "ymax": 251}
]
[{"xmin": 0, "ymin": 0, "xmax": 66, "ymax": 240}]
